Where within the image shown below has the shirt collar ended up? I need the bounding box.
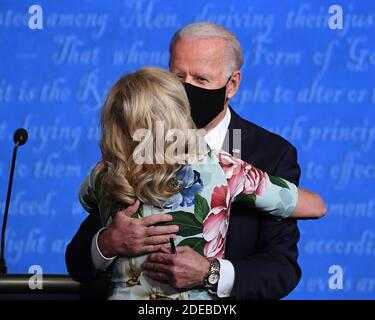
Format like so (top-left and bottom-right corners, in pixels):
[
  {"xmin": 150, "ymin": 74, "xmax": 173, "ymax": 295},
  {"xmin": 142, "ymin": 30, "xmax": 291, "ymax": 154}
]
[{"xmin": 204, "ymin": 107, "xmax": 231, "ymax": 150}]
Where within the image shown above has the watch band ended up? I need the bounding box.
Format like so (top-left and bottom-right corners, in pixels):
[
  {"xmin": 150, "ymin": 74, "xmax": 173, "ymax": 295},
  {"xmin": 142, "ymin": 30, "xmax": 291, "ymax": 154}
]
[
  {"xmin": 210, "ymin": 258, "xmax": 220, "ymax": 273},
  {"xmin": 204, "ymin": 258, "xmax": 220, "ymax": 289}
]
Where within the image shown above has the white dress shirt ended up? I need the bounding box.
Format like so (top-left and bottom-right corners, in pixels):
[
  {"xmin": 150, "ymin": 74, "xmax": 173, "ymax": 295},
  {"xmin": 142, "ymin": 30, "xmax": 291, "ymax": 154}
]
[{"xmin": 91, "ymin": 107, "xmax": 235, "ymax": 298}]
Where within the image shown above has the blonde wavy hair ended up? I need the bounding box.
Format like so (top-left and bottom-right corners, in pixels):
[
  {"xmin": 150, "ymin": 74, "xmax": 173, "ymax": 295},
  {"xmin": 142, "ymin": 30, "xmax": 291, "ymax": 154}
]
[{"xmin": 100, "ymin": 67, "xmax": 207, "ymax": 208}]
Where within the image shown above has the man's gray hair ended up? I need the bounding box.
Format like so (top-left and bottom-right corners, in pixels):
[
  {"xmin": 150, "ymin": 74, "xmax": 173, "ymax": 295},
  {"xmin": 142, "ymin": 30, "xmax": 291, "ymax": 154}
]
[{"xmin": 169, "ymin": 22, "xmax": 244, "ymax": 76}]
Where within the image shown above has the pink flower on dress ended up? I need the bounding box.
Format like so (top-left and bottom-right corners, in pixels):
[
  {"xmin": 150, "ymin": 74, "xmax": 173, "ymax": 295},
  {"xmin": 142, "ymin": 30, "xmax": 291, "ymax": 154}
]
[
  {"xmin": 243, "ymin": 164, "xmax": 271, "ymax": 196},
  {"xmin": 217, "ymin": 150, "xmax": 271, "ymax": 198},
  {"xmin": 217, "ymin": 151, "xmax": 242, "ymax": 179},
  {"xmin": 203, "ymin": 185, "xmax": 231, "ymax": 259},
  {"xmin": 216, "ymin": 151, "xmax": 244, "ymax": 198}
]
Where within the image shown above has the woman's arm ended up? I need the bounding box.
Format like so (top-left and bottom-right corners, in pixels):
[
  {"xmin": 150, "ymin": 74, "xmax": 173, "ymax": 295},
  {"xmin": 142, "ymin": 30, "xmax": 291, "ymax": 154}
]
[{"xmin": 216, "ymin": 149, "xmax": 327, "ymax": 220}]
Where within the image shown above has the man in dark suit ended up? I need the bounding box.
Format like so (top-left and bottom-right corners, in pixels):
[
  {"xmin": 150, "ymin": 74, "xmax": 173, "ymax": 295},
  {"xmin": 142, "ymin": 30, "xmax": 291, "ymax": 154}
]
[{"xmin": 66, "ymin": 22, "xmax": 301, "ymax": 299}]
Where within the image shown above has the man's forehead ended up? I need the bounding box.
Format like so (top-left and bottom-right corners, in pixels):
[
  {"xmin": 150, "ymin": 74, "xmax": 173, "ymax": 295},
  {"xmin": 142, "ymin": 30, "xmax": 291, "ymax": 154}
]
[
  {"xmin": 172, "ymin": 37, "xmax": 227, "ymax": 55},
  {"xmin": 170, "ymin": 38, "xmax": 228, "ymax": 75}
]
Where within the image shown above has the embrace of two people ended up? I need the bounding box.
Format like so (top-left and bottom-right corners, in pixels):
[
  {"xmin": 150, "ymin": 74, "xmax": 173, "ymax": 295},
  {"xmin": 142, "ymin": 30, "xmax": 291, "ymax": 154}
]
[{"xmin": 66, "ymin": 22, "xmax": 327, "ymax": 300}]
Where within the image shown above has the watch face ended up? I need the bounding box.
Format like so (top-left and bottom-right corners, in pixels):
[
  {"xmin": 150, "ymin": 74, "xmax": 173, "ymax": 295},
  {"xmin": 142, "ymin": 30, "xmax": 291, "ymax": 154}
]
[{"xmin": 208, "ymin": 273, "xmax": 219, "ymax": 285}]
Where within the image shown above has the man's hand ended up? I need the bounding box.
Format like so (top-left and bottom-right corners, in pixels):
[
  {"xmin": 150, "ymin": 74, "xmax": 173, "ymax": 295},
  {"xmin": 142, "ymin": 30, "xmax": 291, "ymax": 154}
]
[
  {"xmin": 98, "ymin": 200, "xmax": 179, "ymax": 257},
  {"xmin": 142, "ymin": 246, "xmax": 211, "ymax": 289}
]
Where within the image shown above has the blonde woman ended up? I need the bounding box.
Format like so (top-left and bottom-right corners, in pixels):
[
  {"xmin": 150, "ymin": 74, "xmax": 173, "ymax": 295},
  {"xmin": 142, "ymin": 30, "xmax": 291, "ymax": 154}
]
[{"xmin": 79, "ymin": 67, "xmax": 326, "ymax": 300}]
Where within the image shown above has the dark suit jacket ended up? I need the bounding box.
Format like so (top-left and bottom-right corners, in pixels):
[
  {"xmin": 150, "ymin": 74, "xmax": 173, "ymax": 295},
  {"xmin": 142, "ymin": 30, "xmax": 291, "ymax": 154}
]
[{"xmin": 65, "ymin": 107, "xmax": 302, "ymax": 300}]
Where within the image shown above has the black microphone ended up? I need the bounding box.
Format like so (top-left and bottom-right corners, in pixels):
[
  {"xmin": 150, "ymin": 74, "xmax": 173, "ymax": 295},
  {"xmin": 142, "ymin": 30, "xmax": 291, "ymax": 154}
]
[
  {"xmin": 0, "ymin": 128, "xmax": 28, "ymax": 274},
  {"xmin": 13, "ymin": 128, "xmax": 28, "ymax": 146}
]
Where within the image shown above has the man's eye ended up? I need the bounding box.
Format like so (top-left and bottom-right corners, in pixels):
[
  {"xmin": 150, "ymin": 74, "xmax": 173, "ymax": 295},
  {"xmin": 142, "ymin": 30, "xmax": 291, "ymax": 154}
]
[{"xmin": 197, "ymin": 77, "xmax": 208, "ymax": 82}]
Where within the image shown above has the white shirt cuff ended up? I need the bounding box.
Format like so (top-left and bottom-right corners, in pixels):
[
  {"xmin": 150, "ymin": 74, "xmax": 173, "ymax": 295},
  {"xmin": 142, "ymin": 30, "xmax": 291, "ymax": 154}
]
[
  {"xmin": 91, "ymin": 227, "xmax": 117, "ymax": 271},
  {"xmin": 216, "ymin": 258, "xmax": 235, "ymax": 298}
]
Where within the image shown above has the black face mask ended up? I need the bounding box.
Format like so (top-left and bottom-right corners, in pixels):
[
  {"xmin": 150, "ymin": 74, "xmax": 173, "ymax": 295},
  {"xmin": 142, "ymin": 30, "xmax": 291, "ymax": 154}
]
[{"xmin": 184, "ymin": 77, "xmax": 231, "ymax": 128}]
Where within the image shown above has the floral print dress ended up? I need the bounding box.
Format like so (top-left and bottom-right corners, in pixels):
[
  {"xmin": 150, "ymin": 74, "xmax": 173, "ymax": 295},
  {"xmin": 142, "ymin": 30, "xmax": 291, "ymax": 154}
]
[{"xmin": 79, "ymin": 149, "xmax": 298, "ymax": 300}]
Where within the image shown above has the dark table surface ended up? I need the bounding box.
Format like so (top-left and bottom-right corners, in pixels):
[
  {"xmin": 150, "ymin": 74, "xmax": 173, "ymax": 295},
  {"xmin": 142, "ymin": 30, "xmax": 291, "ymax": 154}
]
[{"xmin": 0, "ymin": 274, "xmax": 109, "ymax": 300}]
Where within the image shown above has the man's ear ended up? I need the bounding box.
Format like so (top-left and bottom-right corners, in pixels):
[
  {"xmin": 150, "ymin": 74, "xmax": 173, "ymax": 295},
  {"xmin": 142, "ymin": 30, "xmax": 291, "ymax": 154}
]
[{"xmin": 227, "ymin": 70, "xmax": 242, "ymax": 99}]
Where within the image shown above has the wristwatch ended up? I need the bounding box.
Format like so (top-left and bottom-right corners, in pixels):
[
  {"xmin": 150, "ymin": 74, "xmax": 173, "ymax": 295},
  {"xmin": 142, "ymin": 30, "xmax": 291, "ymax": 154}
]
[{"xmin": 204, "ymin": 258, "xmax": 220, "ymax": 289}]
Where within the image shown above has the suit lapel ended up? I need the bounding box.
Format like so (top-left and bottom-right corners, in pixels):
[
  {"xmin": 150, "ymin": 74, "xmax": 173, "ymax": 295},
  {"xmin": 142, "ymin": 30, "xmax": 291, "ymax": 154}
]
[
  {"xmin": 223, "ymin": 106, "xmax": 252, "ymax": 157},
  {"xmin": 228, "ymin": 106, "xmax": 249, "ymax": 138}
]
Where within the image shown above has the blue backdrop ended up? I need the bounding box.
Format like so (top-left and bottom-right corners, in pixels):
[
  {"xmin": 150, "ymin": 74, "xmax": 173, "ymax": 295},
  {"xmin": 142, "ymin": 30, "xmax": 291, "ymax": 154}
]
[{"xmin": 1, "ymin": 0, "xmax": 374, "ymax": 299}]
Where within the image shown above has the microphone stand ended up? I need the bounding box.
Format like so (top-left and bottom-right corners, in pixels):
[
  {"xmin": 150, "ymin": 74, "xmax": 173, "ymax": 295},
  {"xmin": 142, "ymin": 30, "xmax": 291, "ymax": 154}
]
[{"xmin": 1, "ymin": 141, "xmax": 20, "ymax": 274}]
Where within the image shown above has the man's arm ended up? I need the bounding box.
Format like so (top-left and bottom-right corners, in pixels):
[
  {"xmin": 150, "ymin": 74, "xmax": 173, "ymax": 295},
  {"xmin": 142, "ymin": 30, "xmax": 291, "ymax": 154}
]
[
  {"xmin": 65, "ymin": 201, "xmax": 179, "ymax": 283},
  {"xmin": 228, "ymin": 145, "xmax": 302, "ymax": 299},
  {"xmin": 65, "ymin": 210, "xmax": 103, "ymax": 283}
]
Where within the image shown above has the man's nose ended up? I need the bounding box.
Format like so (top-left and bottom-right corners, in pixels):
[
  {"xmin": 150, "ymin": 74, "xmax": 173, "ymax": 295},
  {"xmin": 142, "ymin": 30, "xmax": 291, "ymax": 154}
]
[{"xmin": 181, "ymin": 75, "xmax": 193, "ymax": 84}]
